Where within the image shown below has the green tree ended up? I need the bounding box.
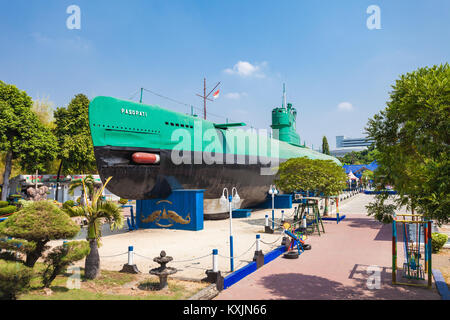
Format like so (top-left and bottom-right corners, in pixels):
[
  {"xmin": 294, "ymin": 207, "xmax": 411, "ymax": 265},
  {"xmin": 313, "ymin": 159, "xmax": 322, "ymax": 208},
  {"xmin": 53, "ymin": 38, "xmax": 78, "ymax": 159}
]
[
  {"xmin": 0, "ymin": 82, "xmax": 58, "ymax": 201},
  {"xmin": 68, "ymin": 174, "xmax": 96, "ymax": 206},
  {"xmin": 42, "ymin": 240, "xmax": 90, "ymax": 288},
  {"xmin": 365, "ymin": 64, "xmax": 450, "ymax": 224},
  {"xmin": 0, "ymin": 260, "xmax": 33, "ymax": 300},
  {"xmin": 53, "ymin": 94, "xmax": 97, "ymax": 175},
  {"xmin": 337, "ymin": 146, "xmax": 378, "ymax": 165},
  {"xmin": 275, "ymin": 157, "xmax": 348, "ymax": 215},
  {"xmin": 0, "ymin": 201, "xmax": 80, "ymax": 267},
  {"xmin": 63, "ymin": 177, "xmax": 123, "ymax": 279},
  {"xmin": 322, "ymin": 136, "xmax": 330, "ymax": 155}
]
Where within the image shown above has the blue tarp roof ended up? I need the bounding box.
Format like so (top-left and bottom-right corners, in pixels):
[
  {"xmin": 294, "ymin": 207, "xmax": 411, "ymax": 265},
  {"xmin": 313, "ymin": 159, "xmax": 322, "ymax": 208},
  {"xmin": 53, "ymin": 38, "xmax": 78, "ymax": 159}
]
[{"xmin": 343, "ymin": 161, "xmax": 378, "ymax": 178}]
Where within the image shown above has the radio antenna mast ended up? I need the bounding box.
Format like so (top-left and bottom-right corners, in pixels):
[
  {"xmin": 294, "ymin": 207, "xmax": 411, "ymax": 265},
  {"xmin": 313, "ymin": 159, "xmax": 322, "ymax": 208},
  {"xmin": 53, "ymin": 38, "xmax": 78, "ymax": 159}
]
[{"xmin": 196, "ymin": 78, "xmax": 220, "ymax": 120}]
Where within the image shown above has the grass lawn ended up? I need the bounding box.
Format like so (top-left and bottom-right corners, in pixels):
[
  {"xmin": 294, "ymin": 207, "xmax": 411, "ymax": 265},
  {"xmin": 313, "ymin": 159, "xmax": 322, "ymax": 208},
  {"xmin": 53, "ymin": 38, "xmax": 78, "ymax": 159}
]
[{"xmin": 19, "ymin": 263, "xmax": 208, "ymax": 300}]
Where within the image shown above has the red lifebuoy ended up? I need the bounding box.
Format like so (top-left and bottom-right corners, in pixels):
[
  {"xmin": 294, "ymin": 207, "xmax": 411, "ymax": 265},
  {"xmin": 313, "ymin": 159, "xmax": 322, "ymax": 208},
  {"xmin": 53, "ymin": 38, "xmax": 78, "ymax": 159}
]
[{"xmin": 132, "ymin": 152, "xmax": 160, "ymax": 164}]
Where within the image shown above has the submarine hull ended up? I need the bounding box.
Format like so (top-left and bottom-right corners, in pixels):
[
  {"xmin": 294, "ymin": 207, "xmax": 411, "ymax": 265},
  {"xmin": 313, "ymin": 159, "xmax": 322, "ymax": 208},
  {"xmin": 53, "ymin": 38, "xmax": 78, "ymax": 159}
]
[{"xmin": 95, "ymin": 146, "xmax": 281, "ymax": 217}]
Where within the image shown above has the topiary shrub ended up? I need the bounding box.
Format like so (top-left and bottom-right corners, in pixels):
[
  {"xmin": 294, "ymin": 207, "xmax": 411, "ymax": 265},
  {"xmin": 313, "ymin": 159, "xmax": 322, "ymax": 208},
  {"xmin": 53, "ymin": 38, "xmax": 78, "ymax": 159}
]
[
  {"xmin": 0, "ymin": 201, "xmax": 80, "ymax": 267},
  {"xmin": 42, "ymin": 240, "xmax": 90, "ymax": 288},
  {"xmin": 0, "ymin": 260, "xmax": 33, "ymax": 300},
  {"xmin": 0, "ymin": 205, "xmax": 17, "ymax": 216},
  {"xmin": 17, "ymin": 199, "xmax": 33, "ymax": 209},
  {"xmin": 432, "ymin": 233, "xmax": 448, "ymax": 253},
  {"xmin": 0, "ymin": 201, "xmax": 9, "ymax": 208}
]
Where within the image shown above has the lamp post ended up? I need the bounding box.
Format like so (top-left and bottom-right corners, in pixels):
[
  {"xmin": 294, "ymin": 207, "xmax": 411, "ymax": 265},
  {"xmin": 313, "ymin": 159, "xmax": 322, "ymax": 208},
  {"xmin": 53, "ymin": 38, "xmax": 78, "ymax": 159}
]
[
  {"xmin": 220, "ymin": 187, "xmax": 240, "ymax": 272},
  {"xmin": 268, "ymin": 185, "xmax": 279, "ymax": 230}
]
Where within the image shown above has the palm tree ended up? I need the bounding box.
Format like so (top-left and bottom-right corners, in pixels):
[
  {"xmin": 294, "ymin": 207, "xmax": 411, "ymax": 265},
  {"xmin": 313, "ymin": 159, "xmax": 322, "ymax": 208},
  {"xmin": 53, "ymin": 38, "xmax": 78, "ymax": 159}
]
[
  {"xmin": 68, "ymin": 175, "xmax": 96, "ymax": 206},
  {"xmin": 63, "ymin": 176, "xmax": 123, "ymax": 279}
]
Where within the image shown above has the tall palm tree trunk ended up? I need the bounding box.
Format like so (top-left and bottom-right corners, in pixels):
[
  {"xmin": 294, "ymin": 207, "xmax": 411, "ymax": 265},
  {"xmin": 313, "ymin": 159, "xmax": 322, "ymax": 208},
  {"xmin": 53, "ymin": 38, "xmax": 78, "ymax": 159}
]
[{"xmin": 84, "ymin": 239, "xmax": 100, "ymax": 279}]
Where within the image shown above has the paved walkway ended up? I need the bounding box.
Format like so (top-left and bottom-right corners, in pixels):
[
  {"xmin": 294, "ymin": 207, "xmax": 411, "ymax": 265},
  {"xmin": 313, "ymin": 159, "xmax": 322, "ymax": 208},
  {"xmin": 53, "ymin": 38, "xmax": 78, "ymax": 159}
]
[{"xmin": 216, "ymin": 194, "xmax": 441, "ymax": 300}]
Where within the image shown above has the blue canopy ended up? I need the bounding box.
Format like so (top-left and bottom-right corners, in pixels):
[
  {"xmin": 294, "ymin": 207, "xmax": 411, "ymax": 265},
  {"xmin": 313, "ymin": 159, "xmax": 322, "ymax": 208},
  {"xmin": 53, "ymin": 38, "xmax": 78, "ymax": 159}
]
[{"xmin": 343, "ymin": 161, "xmax": 378, "ymax": 178}]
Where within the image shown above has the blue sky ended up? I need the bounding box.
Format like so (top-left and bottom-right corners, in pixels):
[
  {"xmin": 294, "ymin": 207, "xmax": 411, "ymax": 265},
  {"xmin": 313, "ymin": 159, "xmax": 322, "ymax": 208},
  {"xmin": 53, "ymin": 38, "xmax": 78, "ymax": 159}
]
[{"xmin": 1, "ymin": 0, "xmax": 449, "ymax": 149}]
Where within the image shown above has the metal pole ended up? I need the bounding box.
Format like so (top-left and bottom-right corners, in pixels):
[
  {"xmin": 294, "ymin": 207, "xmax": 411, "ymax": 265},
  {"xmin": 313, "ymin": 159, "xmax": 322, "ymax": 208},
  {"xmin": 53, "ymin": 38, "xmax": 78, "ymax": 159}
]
[
  {"xmin": 392, "ymin": 219, "xmax": 397, "ymax": 284},
  {"xmin": 336, "ymin": 197, "xmax": 340, "ymax": 223},
  {"xmin": 229, "ymin": 195, "xmax": 234, "ymax": 272},
  {"xmin": 427, "ymin": 221, "xmax": 432, "ymax": 288},
  {"xmin": 256, "ymin": 234, "xmax": 260, "ymax": 252},
  {"xmin": 272, "ymin": 193, "xmax": 275, "ymax": 230},
  {"xmin": 203, "ymin": 78, "xmax": 206, "ymax": 119},
  {"xmin": 139, "ymin": 88, "xmax": 143, "ymax": 103}
]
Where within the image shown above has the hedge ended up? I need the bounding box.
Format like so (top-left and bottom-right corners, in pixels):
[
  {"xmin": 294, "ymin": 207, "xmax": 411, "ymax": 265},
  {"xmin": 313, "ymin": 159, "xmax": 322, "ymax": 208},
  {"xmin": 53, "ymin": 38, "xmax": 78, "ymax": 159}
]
[
  {"xmin": 0, "ymin": 205, "xmax": 17, "ymax": 215},
  {"xmin": 432, "ymin": 233, "xmax": 448, "ymax": 253}
]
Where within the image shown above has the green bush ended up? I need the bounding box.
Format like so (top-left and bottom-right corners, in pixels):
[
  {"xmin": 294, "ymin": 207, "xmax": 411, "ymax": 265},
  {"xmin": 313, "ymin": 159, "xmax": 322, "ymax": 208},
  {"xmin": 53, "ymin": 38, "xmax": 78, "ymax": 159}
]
[
  {"xmin": 0, "ymin": 205, "xmax": 17, "ymax": 215},
  {"xmin": 0, "ymin": 260, "xmax": 33, "ymax": 300},
  {"xmin": 63, "ymin": 200, "xmax": 76, "ymax": 210},
  {"xmin": 0, "ymin": 201, "xmax": 80, "ymax": 267},
  {"xmin": 0, "ymin": 201, "xmax": 9, "ymax": 208},
  {"xmin": 432, "ymin": 233, "xmax": 448, "ymax": 253},
  {"xmin": 42, "ymin": 240, "xmax": 90, "ymax": 287}
]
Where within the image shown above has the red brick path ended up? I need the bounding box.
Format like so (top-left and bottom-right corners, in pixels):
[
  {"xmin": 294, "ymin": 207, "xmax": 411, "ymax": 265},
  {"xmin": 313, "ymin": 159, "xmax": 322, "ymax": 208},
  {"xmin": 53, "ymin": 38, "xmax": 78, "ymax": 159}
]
[{"xmin": 215, "ymin": 195, "xmax": 440, "ymax": 300}]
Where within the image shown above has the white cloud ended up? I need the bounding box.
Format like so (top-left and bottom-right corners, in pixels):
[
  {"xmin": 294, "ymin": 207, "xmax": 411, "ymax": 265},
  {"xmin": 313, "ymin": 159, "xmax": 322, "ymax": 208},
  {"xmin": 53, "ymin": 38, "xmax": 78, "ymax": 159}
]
[
  {"xmin": 224, "ymin": 61, "xmax": 267, "ymax": 78},
  {"xmin": 224, "ymin": 92, "xmax": 248, "ymax": 100},
  {"xmin": 337, "ymin": 102, "xmax": 354, "ymax": 111}
]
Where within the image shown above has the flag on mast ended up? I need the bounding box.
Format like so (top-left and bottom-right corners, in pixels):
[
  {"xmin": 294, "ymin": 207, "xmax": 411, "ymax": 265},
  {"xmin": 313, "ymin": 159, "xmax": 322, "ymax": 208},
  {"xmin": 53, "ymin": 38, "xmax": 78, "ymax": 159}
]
[{"xmin": 213, "ymin": 89, "xmax": 220, "ymax": 99}]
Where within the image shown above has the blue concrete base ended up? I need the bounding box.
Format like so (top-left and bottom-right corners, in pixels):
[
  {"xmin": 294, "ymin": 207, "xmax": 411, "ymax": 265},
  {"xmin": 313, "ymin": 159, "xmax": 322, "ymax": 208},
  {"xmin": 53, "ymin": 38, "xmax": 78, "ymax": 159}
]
[
  {"xmin": 433, "ymin": 269, "xmax": 450, "ymax": 300},
  {"xmin": 136, "ymin": 189, "xmax": 204, "ymax": 231},
  {"xmin": 224, "ymin": 245, "xmax": 287, "ymax": 290},
  {"xmin": 232, "ymin": 209, "xmax": 252, "ymax": 218},
  {"xmin": 257, "ymin": 194, "xmax": 293, "ymax": 209}
]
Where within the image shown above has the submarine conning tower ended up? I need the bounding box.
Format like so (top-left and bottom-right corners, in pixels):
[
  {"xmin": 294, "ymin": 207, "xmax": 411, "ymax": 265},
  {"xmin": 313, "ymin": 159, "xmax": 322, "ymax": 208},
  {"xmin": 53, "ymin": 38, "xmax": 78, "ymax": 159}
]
[{"xmin": 270, "ymin": 84, "xmax": 303, "ymax": 147}]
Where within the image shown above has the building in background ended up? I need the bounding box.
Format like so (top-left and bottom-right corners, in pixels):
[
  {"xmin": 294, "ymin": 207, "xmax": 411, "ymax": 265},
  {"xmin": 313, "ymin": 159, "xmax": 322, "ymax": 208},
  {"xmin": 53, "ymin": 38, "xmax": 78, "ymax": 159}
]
[{"xmin": 330, "ymin": 135, "xmax": 374, "ymax": 157}]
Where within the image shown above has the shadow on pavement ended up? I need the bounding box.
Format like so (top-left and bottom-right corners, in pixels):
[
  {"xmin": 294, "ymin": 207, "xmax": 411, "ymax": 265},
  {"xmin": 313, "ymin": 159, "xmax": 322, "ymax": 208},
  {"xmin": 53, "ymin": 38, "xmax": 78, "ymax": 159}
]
[{"xmin": 259, "ymin": 270, "xmax": 439, "ymax": 300}]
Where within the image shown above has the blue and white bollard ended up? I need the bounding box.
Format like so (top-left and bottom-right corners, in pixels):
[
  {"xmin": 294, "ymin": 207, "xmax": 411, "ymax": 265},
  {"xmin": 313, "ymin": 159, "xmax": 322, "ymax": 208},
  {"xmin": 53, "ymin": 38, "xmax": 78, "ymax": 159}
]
[
  {"xmin": 205, "ymin": 249, "xmax": 224, "ymax": 290},
  {"xmin": 253, "ymin": 234, "xmax": 265, "ymax": 268},
  {"xmin": 120, "ymin": 245, "xmax": 139, "ymax": 274},
  {"xmin": 128, "ymin": 246, "xmax": 134, "ymax": 265},
  {"xmin": 264, "ymin": 215, "xmax": 273, "ymax": 234},
  {"xmin": 212, "ymin": 249, "xmax": 218, "ymax": 272}
]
